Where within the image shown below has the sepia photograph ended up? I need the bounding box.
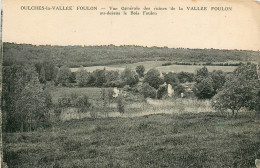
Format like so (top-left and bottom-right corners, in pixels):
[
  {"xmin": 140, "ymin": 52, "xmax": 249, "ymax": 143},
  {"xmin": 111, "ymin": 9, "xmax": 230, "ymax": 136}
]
[{"xmin": 1, "ymin": 0, "xmax": 260, "ymax": 167}]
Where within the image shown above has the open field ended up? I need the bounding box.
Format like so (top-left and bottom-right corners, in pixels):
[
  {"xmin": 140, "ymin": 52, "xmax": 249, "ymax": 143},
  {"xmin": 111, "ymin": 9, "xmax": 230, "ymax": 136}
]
[
  {"xmin": 156, "ymin": 64, "xmax": 237, "ymax": 73},
  {"xmin": 70, "ymin": 61, "xmax": 237, "ymax": 73},
  {"xmin": 3, "ymin": 112, "xmax": 259, "ymax": 167}
]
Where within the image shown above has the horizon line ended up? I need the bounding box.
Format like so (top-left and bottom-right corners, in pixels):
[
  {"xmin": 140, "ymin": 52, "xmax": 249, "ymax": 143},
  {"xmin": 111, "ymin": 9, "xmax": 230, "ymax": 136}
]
[{"xmin": 3, "ymin": 41, "xmax": 260, "ymax": 52}]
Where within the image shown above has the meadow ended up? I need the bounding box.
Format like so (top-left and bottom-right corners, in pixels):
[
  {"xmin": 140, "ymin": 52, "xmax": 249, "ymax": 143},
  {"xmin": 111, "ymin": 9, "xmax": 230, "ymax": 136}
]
[
  {"xmin": 3, "ymin": 111, "xmax": 259, "ymax": 167},
  {"xmin": 70, "ymin": 61, "xmax": 237, "ymax": 73}
]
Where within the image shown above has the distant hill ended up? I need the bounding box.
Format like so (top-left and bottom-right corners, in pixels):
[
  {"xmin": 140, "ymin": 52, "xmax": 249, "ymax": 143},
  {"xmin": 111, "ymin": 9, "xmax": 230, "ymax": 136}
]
[{"xmin": 3, "ymin": 43, "xmax": 260, "ymax": 67}]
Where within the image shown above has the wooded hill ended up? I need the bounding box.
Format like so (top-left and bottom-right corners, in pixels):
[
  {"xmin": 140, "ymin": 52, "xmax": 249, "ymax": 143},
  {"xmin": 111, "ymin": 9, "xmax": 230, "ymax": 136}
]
[{"xmin": 3, "ymin": 43, "xmax": 260, "ymax": 67}]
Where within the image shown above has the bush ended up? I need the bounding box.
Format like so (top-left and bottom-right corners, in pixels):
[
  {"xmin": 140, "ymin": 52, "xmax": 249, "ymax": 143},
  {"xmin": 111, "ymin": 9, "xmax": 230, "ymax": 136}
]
[{"xmin": 141, "ymin": 83, "xmax": 157, "ymax": 99}]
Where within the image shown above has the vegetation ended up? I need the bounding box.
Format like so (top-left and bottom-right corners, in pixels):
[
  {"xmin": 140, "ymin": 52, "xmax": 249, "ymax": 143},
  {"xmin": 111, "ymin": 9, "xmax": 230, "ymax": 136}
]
[
  {"xmin": 144, "ymin": 68, "xmax": 164, "ymax": 89},
  {"xmin": 212, "ymin": 63, "xmax": 259, "ymax": 117},
  {"xmin": 1, "ymin": 65, "xmax": 52, "ymax": 132},
  {"xmin": 3, "ymin": 112, "xmax": 259, "ymax": 167},
  {"xmin": 2, "ymin": 42, "xmax": 260, "ymax": 167},
  {"xmin": 3, "ymin": 43, "xmax": 260, "ymax": 68},
  {"xmin": 135, "ymin": 65, "xmax": 145, "ymax": 77},
  {"xmin": 141, "ymin": 83, "xmax": 157, "ymax": 99}
]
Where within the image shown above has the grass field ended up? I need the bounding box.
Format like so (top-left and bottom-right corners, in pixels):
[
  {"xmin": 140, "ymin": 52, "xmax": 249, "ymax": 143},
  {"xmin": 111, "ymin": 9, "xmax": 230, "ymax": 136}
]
[
  {"xmin": 70, "ymin": 61, "xmax": 237, "ymax": 73},
  {"xmin": 3, "ymin": 112, "xmax": 259, "ymax": 167}
]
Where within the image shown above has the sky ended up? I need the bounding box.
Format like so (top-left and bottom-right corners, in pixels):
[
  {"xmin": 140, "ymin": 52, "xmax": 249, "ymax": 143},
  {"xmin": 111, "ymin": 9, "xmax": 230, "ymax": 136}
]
[{"xmin": 2, "ymin": 0, "xmax": 260, "ymax": 51}]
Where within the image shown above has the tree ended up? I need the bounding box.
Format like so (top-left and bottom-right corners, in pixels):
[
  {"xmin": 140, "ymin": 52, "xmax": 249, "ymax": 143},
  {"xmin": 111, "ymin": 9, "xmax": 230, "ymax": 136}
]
[
  {"xmin": 210, "ymin": 70, "xmax": 226, "ymax": 94},
  {"xmin": 157, "ymin": 84, "xmax": 168, "ymax": 99},
  {"xmin": 177, "ymin": 72, "xmax": 194, "ymax": 83},
  {"xmin": 174, "ymin": 84, "xmax": 186, "ymax": 97},
  {"xmin": 144, "ymin": 68, "xmax": 164, "ymax": 89},
  {"xmin": 136, "ymin": 65, "xmax": 145, "ymax": 77},
  {"xmin": 120, "ymin": 68, "xmax": 139, "ymax": 87},
  {"xmin": 76, "ymin": 67, "xmax": 89, "ymax": 87},
  {"xmin": 93, "ymin": 69, "xmax": 106, "ymax": 87},
  {"xmin": 69, "ymin": 72, "xmax": 77, "ymax": 83},
  {"xmin": 43, "ymin": 61, "xmax": 57, "ymax": 81},
  {"xmin": 211, "ymin": 63, "xmax": 259, "ymax": 117},
  {"xmin": 195, "ymin": 66, "xmax": 209, "ymax": 83},
  {"xmin": 193, "ymin": 77, "xmax": 215, "ymax": 99},
  {"xmin": 75, "ymin": 95, "xmax": 91, "ymax": 114},
  {"xmin": 105, "ymin": 70, "xmax": 120, "ymax": 87},
  {"xmin": 164, "ymin": 72, "xmax": 179, "ymax": 86},
  {"xmin": 17, "ymin": 74, "xmax": 47, "ymax": 131},
  {"xmin": 212, "ymin": 75, "xmax": 254, "ymax": 117},
  {"xmin": 117, "ymin": 97, "xmax": 125, "ymax": 114},
  {"xmin": 141, "ymin": 82, "xmax": 157, "ymax": 98},
  {"xmin": 56, "ymin": 66, "xmax": 71, "ymax": 87},
  {"xmin": 1, "ymin": 64, "xmax": 48, "ymax": 132}
]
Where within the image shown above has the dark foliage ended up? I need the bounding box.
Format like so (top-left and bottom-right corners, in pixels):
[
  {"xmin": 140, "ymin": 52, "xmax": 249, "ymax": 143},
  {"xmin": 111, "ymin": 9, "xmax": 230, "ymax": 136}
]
[
  {"xmin": 157, "ymin": 84, "xmax": 168, "ymax": 99},
  {"xmin": 144, "ymin": 69, "xmax": 163, "ymax": 89},
  {"xmin": 164, "ymin": 72, "xmax": 179, "ymax": 86},
  {"xmin": 141, "ymin": 83, "xmax": 157, "ymax": 99},
  {"xmin": 135, "ymin": 65, "xmax": 145, "ymax": 77},
  {"xmin": 4, "ymin": 43, "xmax": 260, "ymax": 68}
]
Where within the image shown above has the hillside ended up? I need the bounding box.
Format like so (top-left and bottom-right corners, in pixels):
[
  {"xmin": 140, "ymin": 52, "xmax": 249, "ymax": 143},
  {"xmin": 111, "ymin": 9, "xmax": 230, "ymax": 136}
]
[{"xmin": 3, "ymin": 43, "xmax": 260, "ymax": 67}]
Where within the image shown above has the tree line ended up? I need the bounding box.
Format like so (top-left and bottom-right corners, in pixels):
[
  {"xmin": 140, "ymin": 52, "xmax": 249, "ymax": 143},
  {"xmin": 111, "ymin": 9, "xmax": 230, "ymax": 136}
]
[{"xmin": 4, "ymin": 42, "xmax": 260, "ymax": 68}]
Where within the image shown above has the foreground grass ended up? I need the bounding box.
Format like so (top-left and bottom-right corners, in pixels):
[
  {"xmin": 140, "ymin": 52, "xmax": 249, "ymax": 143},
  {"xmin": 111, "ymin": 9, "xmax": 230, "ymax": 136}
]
[{"xmin": 3, "ymin": 112, "xmax": 260, "ymax": 168}]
